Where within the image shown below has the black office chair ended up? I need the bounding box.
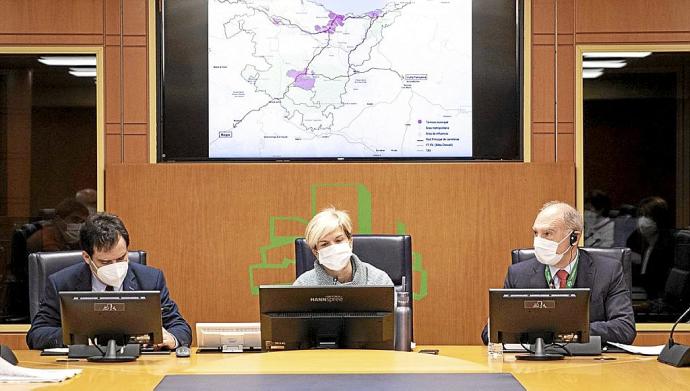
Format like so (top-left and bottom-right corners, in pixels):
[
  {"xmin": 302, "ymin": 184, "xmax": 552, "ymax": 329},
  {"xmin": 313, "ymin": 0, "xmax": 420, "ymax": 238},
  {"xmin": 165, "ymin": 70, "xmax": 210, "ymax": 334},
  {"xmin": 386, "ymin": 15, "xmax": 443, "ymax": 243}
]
[
  {"xmin": 295, "ymin": 234, "xmax": 413, "ymax": 337},
  {"xmin": 510, "ymin": 247, "xmax": 633, "ymax": 295},
  {"xmin": 28, "ymin": 250, "xmax": 147, "ymax": 321},
  {"xmin": 4, "ymin": 222, "xmax": 45, "ymax": 322}
]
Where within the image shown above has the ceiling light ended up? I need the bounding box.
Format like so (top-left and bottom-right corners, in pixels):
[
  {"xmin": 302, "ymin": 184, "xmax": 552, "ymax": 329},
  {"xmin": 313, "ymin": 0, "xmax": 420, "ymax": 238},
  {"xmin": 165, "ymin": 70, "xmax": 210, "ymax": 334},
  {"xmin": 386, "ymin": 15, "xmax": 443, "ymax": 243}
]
[
  {"xmin": 582, "ymin": 69, "xmax": 604, "ymax": 79},
  {"xmin": 38, "ymin": 56, "xmax": 96, "ymax": 66},
  {"xmin": 582, "ymin": 60, "xmax": 627, "ymax": 68},
  {"xmin": 69, "ymin": 67, "xmax": 96, "ymax": 73},
  {"xmin": 69, "ymin": 70, "xmax": 97, "ymax": 77},
  {"xmin": 584, "ymin": 52, "xmax": 652, "ymax": 58}
]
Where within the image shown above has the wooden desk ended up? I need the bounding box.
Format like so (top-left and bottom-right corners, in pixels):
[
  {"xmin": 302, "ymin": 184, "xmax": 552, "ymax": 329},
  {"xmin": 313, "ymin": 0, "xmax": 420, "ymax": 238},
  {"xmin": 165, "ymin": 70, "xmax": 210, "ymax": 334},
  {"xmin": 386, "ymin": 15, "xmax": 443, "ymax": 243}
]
[{"xmin": 6, "ymin": 346, "xmax": 689, "ymax": 390}]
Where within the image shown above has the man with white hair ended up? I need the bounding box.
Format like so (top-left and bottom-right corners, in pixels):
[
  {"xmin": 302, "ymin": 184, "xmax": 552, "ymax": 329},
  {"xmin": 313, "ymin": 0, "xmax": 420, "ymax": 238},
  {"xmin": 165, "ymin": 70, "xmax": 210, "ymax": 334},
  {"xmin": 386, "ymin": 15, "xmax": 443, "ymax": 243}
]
[{"xmin": 482, "ymin": 201, "xmax": 635, "ymax": 344}]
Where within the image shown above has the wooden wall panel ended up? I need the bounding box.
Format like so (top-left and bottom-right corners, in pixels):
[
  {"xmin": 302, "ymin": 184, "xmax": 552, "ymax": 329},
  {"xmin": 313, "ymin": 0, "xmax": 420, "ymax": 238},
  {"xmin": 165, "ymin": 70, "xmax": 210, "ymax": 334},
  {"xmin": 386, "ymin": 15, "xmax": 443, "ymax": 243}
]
[
  {"xmin": 576, "ymin": 0, "xmax": 690, "ymax": 33},
  {"xmin": 123, "ymin": 134, "xmax": 148, "ymax": 163},
  {"xmin": 0, "ymin": 333, "xmax": 28, "ymax": 350},
  {"xmin": 123, "ymin": 0, "xmax": 148, "ymax": 36},
  {"xmin": 106, "ymin": 163, "xmax": 575, "ymax": 345},
  {"xmin": 105, "ymin": 45, "xmax": 122, "ymax": 125},
  {"xmin": 122, "ymin": 46, "xmax": 148, "ymax": 124},
  {"xmin": 106, "ymin": 134, "xmax": 122, "ymax": 164},
  {"xmin": 0, "ymin": 0, "xmax": 103, "ymax": 35},
  {"xmin": 531, "ymin": 45, "xmax": 555, "ymax": 124},
  {"xmin": 532, "ymin": 133, "xmax": 555, "ymax": 162}
]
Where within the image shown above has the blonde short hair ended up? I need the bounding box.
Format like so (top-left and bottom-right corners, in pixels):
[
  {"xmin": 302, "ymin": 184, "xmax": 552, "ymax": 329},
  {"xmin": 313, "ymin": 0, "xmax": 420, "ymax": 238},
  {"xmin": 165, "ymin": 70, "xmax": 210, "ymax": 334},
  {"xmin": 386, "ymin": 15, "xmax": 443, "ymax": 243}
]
[
  {"xmin": 540, "ymin": 201, "xmax": 584, "ymax": 232},
  {"xmin": 305, "ymin": 207, "xmax": 353, "ymax": 249}
]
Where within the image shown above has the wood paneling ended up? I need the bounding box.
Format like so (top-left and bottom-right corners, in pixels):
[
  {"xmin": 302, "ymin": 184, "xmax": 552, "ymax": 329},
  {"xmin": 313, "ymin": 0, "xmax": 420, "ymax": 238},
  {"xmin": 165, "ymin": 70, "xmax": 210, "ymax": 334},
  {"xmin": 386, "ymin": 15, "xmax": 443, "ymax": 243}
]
[
  {"xmin": 635, "ymin": 332, "xmax": 690, "ymax": 346},
  {"xmin": 532, "ymin": 133, "xmax": 555, "ymax": 162},
  {"xmin": 576, "ymin": 0, "xmax": 690, "ymax": 33},
  {"xmin": 105, "ymin": 0, "xmax": 122, "ymax": 35},
  {"xmin": 122, "ymin": 46, "xmax": 148, "ymax": 124},
  {"xmin": 106, "ymin": 134, "xmax": 122, "ymax": 164},
  {"xmin": 0, "ymin": 333, "xmax": 28, "ymax": 350},
  {"xmin": 557, "ymin": 45, "xmax": 575, "ymax": 123},
  {"xmin": 532, "ymin": 45, "xmax": 555, "ymax": 124},
  {"xmin": 557, "ymin": 133, "xmax": 575, "ymax": 162},
  {"xmin": 105, "ymin": 45, "xmax": 121, "ymax": 125},
  {"xmin": 0, "ymin": 0, "xmax": 103, "ymax": 34},
  {"xmin": 123, "ymin": 135, "xmax": 148, "ymax": 163},
  {"xmin": 106, "ymin": 163, "xmax": 575, "ymax": 345},
  {"xmin": 532, "ymin": 0, "xmax": 555, "ymax": 34},
  {"xmin": 123, "ymin": 0, "xmax": 147, "ymax": 36}
]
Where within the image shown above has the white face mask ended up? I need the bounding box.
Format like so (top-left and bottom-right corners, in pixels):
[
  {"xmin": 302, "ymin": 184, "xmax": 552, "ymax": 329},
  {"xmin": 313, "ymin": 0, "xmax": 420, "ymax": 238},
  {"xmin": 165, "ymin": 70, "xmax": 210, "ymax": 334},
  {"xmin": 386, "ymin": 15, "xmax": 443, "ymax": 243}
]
[
  {"xmin": 534, "ymin": 231, "xmax": 574, "ymax": 266},
  {"xmin": 63, "ymin": 223, "xmax": 82, "ymax": 244},
  {"xmin": 90, "ymin": 259, "xmax": 129, "ymax": 288},
  {"xmin": 317, "ymin": 242, "xmax": 352, "ymax": 271},
  {"xmin": 637, "ymin": 216, "xmax": 657, "ymax": 237}
]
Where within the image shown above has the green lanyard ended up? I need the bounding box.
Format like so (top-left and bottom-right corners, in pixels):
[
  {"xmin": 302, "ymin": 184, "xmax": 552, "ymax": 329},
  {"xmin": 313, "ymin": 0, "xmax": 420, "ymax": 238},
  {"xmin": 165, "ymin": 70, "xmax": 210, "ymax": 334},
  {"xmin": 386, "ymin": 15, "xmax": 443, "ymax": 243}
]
[{"xmin": 544, "ymin": 258, "xmax": 579, "ymax": 288}]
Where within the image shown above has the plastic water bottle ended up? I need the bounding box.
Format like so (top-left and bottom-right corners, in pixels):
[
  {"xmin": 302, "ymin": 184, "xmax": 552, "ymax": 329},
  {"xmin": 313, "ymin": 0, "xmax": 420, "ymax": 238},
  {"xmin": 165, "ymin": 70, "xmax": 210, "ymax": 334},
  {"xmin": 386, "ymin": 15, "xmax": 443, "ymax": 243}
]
[
  {"xmin": 394, "ymin": 291, "xmax": 412, "ymax": 351},
  {"xmin": 487, "ymin": 319, "xmax": 503, "ymax": 359}
]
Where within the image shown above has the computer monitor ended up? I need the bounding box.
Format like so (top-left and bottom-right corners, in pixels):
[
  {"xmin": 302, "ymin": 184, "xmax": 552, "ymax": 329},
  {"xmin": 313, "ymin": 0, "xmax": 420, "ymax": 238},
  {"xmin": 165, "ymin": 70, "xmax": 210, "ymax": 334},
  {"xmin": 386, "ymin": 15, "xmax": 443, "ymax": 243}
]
[
  {"xmin": 489, "ymin": 288, "xmax": 591, "ymax": 360},
  {"xmin": 60, "ymin": 291, "xmax": 163, "ymax": 362},
  {"xmin": 259, "ymin": 285, "xmax": 395, "ymax": 351}
]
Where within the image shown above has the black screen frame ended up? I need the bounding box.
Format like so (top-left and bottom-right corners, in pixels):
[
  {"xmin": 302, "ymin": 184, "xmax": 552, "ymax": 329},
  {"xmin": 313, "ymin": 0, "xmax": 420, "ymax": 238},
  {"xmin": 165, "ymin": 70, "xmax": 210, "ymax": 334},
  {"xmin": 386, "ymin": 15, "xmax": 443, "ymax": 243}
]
[{"xmin": 157, "ymin": 0, "xmax": 524, "ymax": 162}]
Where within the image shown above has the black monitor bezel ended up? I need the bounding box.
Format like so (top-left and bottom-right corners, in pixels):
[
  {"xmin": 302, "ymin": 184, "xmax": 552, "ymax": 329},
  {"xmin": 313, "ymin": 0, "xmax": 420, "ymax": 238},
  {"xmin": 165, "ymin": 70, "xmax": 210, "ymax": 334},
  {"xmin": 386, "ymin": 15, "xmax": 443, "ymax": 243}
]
[
  {"xmin": 59, "ymin": 290, "xmax": 164, "ymax": 346},
  {"xmin": 489, "ymin": 288, "xmax": 591, "ymax": 345}
]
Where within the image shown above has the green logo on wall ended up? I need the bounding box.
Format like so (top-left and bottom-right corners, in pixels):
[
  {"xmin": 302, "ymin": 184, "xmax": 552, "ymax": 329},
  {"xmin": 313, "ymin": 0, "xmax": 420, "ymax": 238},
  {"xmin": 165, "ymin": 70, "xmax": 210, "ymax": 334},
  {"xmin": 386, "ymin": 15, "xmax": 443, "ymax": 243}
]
[{"xmin": 248, "ymin": 183, "xmax": 428, "ymax": 301}]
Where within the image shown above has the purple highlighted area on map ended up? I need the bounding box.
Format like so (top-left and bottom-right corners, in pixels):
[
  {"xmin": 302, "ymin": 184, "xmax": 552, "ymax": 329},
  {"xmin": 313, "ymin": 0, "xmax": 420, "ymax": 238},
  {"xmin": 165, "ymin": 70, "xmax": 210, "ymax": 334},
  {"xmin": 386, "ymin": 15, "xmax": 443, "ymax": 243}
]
[
  {"xmin": 315, "ymin": 12, "xmax": 345, "ymax": 34},
  {"xmin": 367, "ymin": 9, "xmax": 382, "ymax": 19},
  {"xmin": 287, "ymin": 69, "xmax": 316, "ymax": 90}
]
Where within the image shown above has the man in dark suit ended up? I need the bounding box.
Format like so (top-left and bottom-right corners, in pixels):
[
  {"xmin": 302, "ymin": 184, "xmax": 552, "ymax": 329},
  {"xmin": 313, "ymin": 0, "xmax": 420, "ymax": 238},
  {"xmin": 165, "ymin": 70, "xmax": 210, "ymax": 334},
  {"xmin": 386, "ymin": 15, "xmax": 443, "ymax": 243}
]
[
  {"xmin": 482, "ymin": 201, "xmax": 636, "ymax": 345},
  {"xmin": 27, "ymin": 213, "xmax": 191, "ymax": 350}
]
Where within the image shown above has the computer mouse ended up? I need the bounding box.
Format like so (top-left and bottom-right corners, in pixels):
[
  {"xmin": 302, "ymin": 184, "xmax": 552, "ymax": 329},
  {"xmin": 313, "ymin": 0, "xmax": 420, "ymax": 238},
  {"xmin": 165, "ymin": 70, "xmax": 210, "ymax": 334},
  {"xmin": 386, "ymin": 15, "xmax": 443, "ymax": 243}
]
[{"xmin": 175, "ymin": 345, "xmax": 191, "ymax": 358}]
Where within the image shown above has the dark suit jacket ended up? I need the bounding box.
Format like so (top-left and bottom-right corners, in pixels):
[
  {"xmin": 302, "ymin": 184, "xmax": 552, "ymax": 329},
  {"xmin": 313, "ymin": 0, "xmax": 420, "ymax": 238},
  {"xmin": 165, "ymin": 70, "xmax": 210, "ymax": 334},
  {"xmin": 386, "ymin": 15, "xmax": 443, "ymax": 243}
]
[
  {"xmin": 27, "ymin": 262, "xmax": 192, "ymax": 350},
  {"xmin": 482, "ymin": 250, "xmax": 636, "ymax": 345}
]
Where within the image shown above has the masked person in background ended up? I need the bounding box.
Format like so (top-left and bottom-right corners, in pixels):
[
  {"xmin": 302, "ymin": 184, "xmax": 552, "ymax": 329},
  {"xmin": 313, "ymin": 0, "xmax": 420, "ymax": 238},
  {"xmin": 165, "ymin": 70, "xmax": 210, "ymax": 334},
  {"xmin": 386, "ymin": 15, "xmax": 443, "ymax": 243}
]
[
  {"xmin": 627, "ymin": 196, "xmax": 675, "ymax": 299},
  {"xmin": 481, "ymin": 201, "xmax": 635, "ymax": 345},
  {"xmin": 27, "ymin": 213, "xmax": 191, "ymax": 350},
  {"xmin": 583, "ymin": 190, "xmax": 614, "ymax": 248},
  {"xmin": 27, "ymin": 198, "xmax": 89, "ymax": 253},
  {"xmin": 293, "ymin": 207, "xmax": 393, "ymax": 286}
]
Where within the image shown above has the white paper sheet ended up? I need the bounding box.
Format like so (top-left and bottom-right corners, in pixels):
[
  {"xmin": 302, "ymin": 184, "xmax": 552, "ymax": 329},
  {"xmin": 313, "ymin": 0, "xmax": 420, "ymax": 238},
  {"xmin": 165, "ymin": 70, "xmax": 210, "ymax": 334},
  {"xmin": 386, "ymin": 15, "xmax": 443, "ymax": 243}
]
[
  {"xmin": 607, "ymin": 341, "xmax": 665, "ymax": 356},
  {"xmin": 0, "ymin": 357, "xmax": 81, "ymax": 383}
]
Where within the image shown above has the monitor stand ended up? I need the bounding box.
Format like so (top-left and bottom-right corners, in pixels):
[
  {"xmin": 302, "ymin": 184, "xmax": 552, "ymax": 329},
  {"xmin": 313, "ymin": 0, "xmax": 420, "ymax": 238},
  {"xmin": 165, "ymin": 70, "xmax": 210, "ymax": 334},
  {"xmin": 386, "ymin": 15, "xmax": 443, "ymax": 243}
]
[
  {"xmin": 516, "ymin": 337, "xmax": 564, "ymax": 361},
  {"xmin": 87, "ymin": 339, "xmax": 137, "ymax": 362}
]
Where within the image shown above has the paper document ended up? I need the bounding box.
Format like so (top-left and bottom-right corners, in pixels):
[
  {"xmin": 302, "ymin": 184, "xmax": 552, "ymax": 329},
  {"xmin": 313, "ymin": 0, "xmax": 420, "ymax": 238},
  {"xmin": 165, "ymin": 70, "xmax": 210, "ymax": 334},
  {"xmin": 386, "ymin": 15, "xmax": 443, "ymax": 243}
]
[
  {"xmin": 0, "ymin": 357, "xmax": 81, "ymax": 383},
  {"xmin": 607, "ymin": 341, "xmax": 664, "ymax": 356}
]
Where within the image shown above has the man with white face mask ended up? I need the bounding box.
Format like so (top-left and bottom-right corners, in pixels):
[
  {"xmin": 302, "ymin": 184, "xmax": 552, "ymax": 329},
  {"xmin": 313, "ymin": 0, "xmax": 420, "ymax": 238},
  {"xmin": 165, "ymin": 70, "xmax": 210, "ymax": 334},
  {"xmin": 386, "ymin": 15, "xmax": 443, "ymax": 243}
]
[
  {"xmin": 293, "ymin": 207, "xmax": 393, "ymax": 286},
  {"xmin": 481, "ymin": 201, "xmax": 635, "ymax": 345},
  {"xmin": 27, "ymin": 213, "xmax": 191, "ymax": 350}
]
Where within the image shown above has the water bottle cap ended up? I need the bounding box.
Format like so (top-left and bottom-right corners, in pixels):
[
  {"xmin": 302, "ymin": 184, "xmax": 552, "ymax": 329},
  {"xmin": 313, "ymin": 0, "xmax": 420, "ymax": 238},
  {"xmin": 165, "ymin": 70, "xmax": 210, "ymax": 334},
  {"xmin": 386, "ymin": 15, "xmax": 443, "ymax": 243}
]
[{"xmin": 396, "ymin": 291, "xmax": 409, "ymax": 305}]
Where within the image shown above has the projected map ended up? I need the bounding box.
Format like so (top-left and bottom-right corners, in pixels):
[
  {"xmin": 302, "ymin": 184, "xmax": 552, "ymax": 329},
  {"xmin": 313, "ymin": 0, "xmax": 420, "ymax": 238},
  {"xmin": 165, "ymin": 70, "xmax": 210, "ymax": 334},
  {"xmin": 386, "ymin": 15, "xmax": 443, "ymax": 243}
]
[{"xmin": 208, "ymin": 0, "xmax": 472, "ymax": 159}]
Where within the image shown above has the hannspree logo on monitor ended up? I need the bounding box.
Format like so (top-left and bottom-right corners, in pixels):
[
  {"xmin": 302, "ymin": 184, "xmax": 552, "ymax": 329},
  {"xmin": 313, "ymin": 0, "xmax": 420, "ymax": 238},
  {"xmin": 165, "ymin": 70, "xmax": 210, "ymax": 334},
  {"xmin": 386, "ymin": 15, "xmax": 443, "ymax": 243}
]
[{"xmin": 309, "ymin": 295, "xmax": 344, "ymax": 303}]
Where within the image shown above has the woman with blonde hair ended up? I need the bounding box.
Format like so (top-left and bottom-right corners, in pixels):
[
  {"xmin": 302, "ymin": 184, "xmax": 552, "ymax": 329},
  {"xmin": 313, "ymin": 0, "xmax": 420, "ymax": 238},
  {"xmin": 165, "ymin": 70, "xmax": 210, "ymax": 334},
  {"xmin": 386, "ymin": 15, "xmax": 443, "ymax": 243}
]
[{"xmin": 294, "ymin": 207, "xmax": 393, "ymax": 286}]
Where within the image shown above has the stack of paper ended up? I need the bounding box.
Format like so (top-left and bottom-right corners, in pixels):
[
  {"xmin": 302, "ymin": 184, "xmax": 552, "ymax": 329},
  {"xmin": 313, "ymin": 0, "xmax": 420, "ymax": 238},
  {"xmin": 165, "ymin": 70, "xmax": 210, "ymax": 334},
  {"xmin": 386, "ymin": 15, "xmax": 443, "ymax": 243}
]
[
  {"xmin": 0, "ymin": 357, "xmax": 81, "ymax": 383},
  {"xmin": 607, "ymin": 341, "xmax": 665, "ymax": 356}
]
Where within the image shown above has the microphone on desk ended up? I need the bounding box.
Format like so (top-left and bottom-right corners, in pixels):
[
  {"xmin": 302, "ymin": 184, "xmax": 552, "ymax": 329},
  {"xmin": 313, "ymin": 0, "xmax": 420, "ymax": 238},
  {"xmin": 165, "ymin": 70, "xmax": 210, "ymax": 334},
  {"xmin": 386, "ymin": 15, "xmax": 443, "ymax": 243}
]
[{"xmin": 658, "ymin": 305, "xmax": 690, "ymax": 367}]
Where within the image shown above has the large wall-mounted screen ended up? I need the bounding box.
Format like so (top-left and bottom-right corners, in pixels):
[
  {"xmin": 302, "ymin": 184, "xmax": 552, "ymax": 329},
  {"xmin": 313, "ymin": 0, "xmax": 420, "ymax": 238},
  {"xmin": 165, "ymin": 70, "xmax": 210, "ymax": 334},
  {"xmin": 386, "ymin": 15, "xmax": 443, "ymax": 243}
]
[{"xmin": 159, "ymin": 0, "xmax": 522, "ymax": 161}]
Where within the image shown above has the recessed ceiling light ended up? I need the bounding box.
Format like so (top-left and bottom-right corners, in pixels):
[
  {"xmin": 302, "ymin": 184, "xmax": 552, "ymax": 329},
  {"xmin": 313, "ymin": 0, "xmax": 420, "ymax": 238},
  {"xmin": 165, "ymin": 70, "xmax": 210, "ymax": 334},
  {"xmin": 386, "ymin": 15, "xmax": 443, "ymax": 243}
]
[
  {"xmin": 69, "ymin": 70, "xmax": 97, "ymax": 77},
  {"xmin": 582, "ymin": 60, "xmax": 627, "ymax": 69},
  {"xmin": 38, "ymin": 56, "xmax": 96, "ymax": 66},
  {"xmin": 584, "ymin": 52, "xmax": 652, "ymax": 58},
  {"xmin": 583, "ymin": 69, "xmax": 604, "ymax": 79}
]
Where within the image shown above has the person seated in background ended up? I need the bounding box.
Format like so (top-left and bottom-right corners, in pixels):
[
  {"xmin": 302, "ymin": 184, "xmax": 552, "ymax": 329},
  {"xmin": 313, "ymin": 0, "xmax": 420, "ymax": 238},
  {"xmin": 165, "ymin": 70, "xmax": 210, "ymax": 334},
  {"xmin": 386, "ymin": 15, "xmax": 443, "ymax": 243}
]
[
  {"xmin": 482, "ymin": 201, "xmax": 635, "ymax": 345},
  {"xmin": 294, "ymin": 207, "xmax": 393, "ymax": 286},
  {"xmin": 26, "ymin": 198, "xmax": 90, "ymax": 254},
  {"xmin": 583, "ymin": 190, "xmax": 614, "ymax": 248},
  {"xmin": 27, "ymin": 213, "xmax": 192, "ymax": 350},
  {"xmin": 627, "ymin": 196, "xmax": 675, "ymax": 299},
  {"xmin": 75, "ymin": 188, "xmax": 98, "ymax": 215}
]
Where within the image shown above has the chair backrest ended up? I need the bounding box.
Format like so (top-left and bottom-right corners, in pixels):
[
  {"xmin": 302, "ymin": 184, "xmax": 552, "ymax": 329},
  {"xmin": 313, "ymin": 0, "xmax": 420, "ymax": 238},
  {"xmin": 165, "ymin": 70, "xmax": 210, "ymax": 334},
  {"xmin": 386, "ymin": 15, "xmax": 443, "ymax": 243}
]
[
  {"xmin": 28, "ymin": 250, "xmax": 146, "ymax": 321},
  {"xmin": 295, "ymin": 234, "xmax": 413, "ymax": 339},
  {"xmin": 510, "ymin": 247, "xmax": 633, "ymax": 294},
  {"xmin": 664, "ymin": 267, "xmax": 690, "ymax": 302},
  {"xmin": 673, "ymin": 230, "xmax": 690, "ymax": 270},
  {"xmin": 295, "ymin": 234, "xmax": 412, "ymax": 290}
]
